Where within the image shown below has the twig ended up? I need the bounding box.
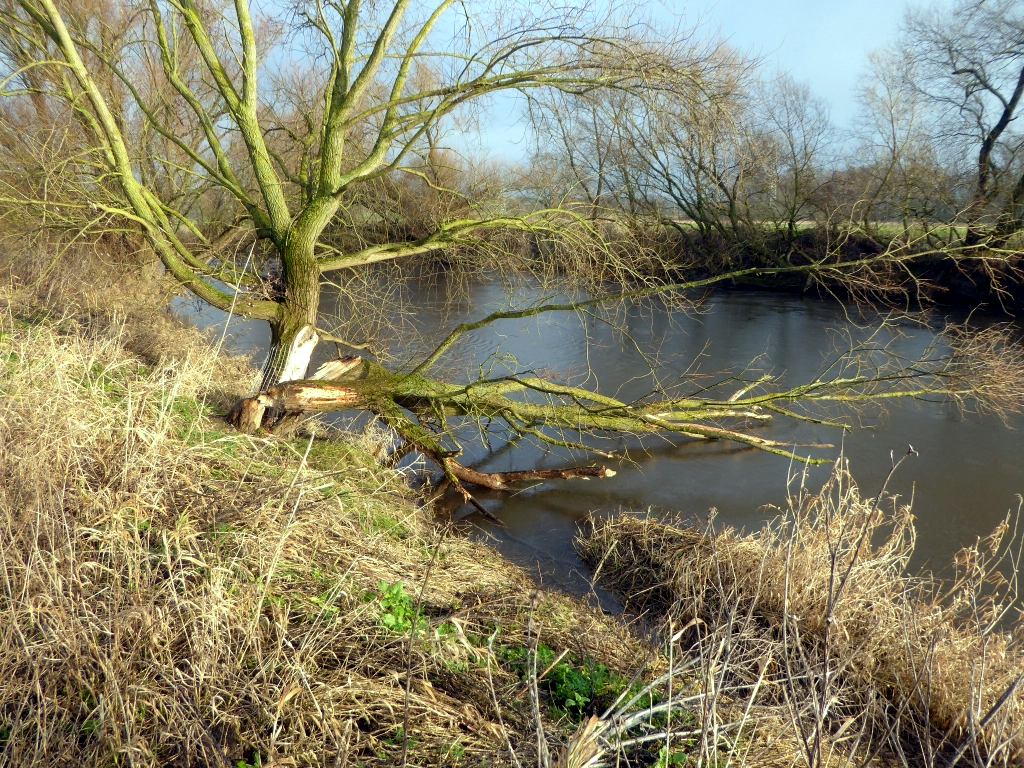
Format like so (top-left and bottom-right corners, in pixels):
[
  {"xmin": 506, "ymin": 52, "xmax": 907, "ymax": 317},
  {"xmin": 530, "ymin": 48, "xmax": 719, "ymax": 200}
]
[
  {"xmin": 485, "ymin": 627, "xmax": 524, "ymax": 768},
  {"xmin": 527, "ymin": 592, "xmax": 551, "ymax": 768},
  {"xmin": 943, "ymin": 674, "xmax": 1024, "ymax": 768},
  {"xmin": 400, "ymin": 532, "xmax": 444, "ymax": 768}
]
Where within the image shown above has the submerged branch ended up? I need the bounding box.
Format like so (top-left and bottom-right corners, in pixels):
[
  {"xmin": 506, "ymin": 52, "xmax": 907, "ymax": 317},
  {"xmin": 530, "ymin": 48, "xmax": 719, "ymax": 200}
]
[
  {"xmin": 442, "ymin": 462, "xmax": 616, "ymax": 492},
  {"xmin": 228, "ymin": 319, "xmax": 1024, "ymax": 483}
]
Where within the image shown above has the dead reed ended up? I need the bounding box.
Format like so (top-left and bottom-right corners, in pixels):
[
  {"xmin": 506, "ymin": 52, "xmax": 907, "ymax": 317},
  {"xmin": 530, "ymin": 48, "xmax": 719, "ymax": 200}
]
[
  {"xmin": 578, "ymin": 461, "xmax": 1024, "ymax": 767},
  {"xmin": 0, "ymin": 295, "xmax": 647, "ymax": 767}
]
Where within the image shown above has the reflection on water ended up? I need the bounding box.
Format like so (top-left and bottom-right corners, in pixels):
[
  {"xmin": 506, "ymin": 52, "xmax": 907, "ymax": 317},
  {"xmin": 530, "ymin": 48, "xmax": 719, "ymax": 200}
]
[{"xmin": 175, "ymin": 280, "xmax": 1024, "ymax": 601}]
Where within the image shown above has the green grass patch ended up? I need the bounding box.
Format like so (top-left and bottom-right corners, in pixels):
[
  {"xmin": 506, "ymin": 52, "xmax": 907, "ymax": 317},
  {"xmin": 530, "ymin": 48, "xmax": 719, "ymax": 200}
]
[
  {"xmin": 372, "ymin": 581, "xmax": 428, "ymax": 634},
  {"xmin": 502, "ymin": 643, "xmax": 649, "ymax": 722},
  {"xmin": 364, "ymin": 510, "xmax": 411, "ymax": 539}
]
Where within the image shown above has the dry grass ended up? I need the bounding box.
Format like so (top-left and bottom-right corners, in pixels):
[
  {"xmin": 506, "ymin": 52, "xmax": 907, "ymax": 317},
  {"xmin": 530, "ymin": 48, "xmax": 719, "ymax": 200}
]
[
  {"xmin": 4, "ymin": 247, "xmax": 1023, "ymax": 767},
  {"xmin": 578, "ymin": 463, "xmax": 1024, "ymax": 767},
  {"xmin": 0, "ymin": 291, "xmax": 650, "ymax": 767}
]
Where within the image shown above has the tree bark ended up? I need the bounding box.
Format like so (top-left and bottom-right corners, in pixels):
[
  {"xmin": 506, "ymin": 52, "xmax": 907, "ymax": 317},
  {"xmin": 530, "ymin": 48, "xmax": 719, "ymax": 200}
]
[
  {"xmin": 444, "ymin": 462, "xmax": 616, "ymax": 491},
  {"xmin": 258, "ymin": 227, "xmax": 326, "ymax": 391}
]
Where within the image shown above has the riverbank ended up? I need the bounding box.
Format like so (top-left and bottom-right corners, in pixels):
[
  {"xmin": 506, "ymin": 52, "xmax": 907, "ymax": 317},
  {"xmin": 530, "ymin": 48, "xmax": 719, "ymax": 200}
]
[
  {"xmin": 0, "ymin": 287, "xmax": 660, "ymax": 766},
  {"xmin": 580, "ymin": 480, "xmax": 1024, "ymax": 766},
  {"xmin": 2, "ymin": 277, "xmax": 1022, "ymax": 766}
]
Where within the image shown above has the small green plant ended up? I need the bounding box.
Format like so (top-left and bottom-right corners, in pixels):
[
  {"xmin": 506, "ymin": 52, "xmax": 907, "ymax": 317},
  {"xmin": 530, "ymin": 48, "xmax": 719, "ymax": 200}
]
[
  {"xmin": 80, "ymin": 719, "xmax": 101, "ymax": 738},
  {"xmin": 443, "ymin": 658, "xmax": 470, "ymax": 674},
  {"xmin": 384, "ymin": 726, "xmax": 418, "ymax": 750},
  {"xmin": 503, "ymin": 644, "xmax": 637, "ymax": 721},
  {"xmin": 366, "ymin": 511, "xmax": 411, "ymax": 539},
  {"xmin": 654, "ymin": 745, "xmax": 689, "ymax": 767},
  {"xmin": 444, "ymin": 740, "xmax": 467, "ymax": 762},
  {"xmin": 263, "ymin": 595, "xmax": 287, "ymax": 610},
  {"xmin": 376, "ymin": 581, "xmax": 427, "ymax": 634},
  {"xmin": 308, "ymin": 593, "xmax": 341, "ymax": 620}
]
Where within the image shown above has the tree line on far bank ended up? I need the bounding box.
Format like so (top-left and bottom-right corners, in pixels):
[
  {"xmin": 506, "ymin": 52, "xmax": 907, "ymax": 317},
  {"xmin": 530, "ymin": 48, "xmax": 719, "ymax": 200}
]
[{"xmin": 525, "ymin": 0, "xmax": 1024, "ymax": 285}]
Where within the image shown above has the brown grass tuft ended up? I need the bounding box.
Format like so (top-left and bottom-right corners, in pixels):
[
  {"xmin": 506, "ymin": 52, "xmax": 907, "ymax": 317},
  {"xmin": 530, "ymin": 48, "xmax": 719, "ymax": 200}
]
[
  {"xmin": 0, "ymin": 298, "xmax": 647, "ymax": 767},
  {"xmin": 578, "ymin": 464, "xmax": 1024, "ymax": 767}
]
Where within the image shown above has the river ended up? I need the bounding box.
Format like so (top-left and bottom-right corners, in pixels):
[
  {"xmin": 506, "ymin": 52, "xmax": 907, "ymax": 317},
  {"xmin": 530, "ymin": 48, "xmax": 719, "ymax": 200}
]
[{"xmin": 176, "ymin": 279, "xmax": 1024, "ymax": 602}]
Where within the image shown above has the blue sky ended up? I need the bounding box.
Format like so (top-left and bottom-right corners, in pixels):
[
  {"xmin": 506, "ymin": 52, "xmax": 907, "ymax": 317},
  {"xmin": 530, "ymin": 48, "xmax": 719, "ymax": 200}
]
[
  {"xmin": 475, "ymin": 0, "xmax": 915, "ymax": 162},
  {"xmin": 696, "ymin": 0, "xmax": 912, "ymax": 125}
]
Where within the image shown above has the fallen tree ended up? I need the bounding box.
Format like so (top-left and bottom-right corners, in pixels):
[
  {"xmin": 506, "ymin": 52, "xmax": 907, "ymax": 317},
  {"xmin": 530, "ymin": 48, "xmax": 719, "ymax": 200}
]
[{"xmin": 227, "ymin": 316, "xmax": 1024, "ymax": 505}]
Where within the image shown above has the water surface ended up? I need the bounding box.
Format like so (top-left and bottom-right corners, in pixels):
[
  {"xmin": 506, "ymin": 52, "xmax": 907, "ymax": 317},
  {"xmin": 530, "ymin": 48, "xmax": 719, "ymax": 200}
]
[{"xmin": 176, "ymin": 281, "xmax": 1024, "ymax": 600}]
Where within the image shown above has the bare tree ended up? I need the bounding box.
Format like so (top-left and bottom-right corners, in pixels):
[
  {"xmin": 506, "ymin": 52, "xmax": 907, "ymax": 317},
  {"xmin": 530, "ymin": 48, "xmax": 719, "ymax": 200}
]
[
  {"xmin": 757, "ymin": 74, "xmax": 834, "ymax": 244},
  {"xmin": 528, "ymin": 39, "xmax": 763, "ymax": 247},
  {"xmin": 0, "ymin": 0, "xmax": 692, "ymax": 378},
  {"xmin": 902, "ymin": 0, "xmax": 1024, "ymax": 243},
  {"xmin": 530, "ymin": 58, "xmax": 839, "ymax": 267}
]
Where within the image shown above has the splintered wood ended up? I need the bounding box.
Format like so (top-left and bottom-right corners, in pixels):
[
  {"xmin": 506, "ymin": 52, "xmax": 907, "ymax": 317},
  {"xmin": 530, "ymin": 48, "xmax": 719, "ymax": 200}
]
[{"xmin": 228, "ymin": 356, "xmax": 364, "ymax": 433}]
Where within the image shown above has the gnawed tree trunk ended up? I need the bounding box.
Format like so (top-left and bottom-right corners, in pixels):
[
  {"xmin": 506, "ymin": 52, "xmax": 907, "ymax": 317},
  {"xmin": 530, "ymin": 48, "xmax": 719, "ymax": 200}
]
[
  {"xmin": 278, "ymin": 325, "xmax": 319, "ymax": 383},
  {"xmin": 309, "ymin": 356, "xmax": 364, "ymax": 381},
  {"xmin": 229, "ymin": 397, "xmax": 267, "ymax": 435},
  {"xmin": 227, "ymin": 381, "xmax": 361, "ymax": 432},
  {"xmin": 232, "ymin": 356, "xmax": 363, "ymax": 434},
  {"xmin": 259, "ymin": 323, "xmax": 320, "ymax": 392}
]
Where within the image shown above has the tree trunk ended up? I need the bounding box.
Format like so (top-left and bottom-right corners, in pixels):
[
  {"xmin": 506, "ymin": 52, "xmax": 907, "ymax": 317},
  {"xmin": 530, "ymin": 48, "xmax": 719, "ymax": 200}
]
[
  {"xmin": 258, "ymin": 231, "xmax": 324, "ymax": 390},
  {"xmin": 230, "ymin": 357, "xmax": 365, "ymax": 434}
]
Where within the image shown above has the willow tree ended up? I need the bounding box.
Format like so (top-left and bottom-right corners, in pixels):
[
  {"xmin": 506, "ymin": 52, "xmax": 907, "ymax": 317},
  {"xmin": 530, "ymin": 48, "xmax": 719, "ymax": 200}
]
[{"xmin": 0, "ymin": 0, "xmax": 693, "ymax": 376}]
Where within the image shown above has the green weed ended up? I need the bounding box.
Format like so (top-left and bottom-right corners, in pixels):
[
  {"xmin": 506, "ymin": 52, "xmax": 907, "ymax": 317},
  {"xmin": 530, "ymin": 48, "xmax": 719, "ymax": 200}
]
[
  {"xmin": 366, "ymin": 511, "xmax": 410, "ymax": 539},
  {"xmin": 654, "ymin": 746, "xmax": 689, "ymax": 767},
  {"xmin": 502, "ymin": 643, "xmax": 639, "ymax": 721},
  {"xmin": 374, "ymin": 581, "xmax": 427, "ymax": 634}
]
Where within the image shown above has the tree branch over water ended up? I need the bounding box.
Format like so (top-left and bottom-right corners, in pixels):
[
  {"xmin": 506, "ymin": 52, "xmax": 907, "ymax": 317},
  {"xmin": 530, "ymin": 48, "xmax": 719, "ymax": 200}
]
[{"xmin": 229, "ymin": 316, "xmax": 1024, "ymax": 508}]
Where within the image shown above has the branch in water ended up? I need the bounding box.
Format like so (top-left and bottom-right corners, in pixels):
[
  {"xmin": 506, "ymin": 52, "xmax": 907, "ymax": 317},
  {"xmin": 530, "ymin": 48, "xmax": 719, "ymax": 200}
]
[{"xmin": 445, "ymin": 461, "xmax": 616, "ymax": 491}]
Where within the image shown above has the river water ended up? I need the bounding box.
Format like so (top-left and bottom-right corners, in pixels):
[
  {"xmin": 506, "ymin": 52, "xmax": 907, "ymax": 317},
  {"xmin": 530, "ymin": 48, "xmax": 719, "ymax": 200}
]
[{"xmin": 176, "ymin": 279, "xmax": 1024, "ymax": 600}]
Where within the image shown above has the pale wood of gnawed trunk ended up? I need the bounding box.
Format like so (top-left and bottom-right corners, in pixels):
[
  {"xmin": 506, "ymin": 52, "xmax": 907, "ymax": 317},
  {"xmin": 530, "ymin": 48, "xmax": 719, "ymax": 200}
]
[{"xmin": 228, "ymin": 356, "xmax": 364, "ymax": 433}]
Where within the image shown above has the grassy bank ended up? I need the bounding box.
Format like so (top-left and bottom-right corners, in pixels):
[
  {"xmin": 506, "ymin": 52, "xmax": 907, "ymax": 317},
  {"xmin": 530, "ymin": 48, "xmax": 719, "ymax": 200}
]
[
  {"xmin": 2, "ymin": 280, "xmax": 1022, "ymax": 767},
  {"xmin": 0, "ymin": 294, "xmax": 654, "ymax": 767}
]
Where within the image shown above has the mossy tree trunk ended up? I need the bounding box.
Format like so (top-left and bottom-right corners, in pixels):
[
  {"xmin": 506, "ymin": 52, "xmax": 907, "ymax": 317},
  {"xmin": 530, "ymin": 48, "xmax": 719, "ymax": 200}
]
[{"xmin": 261, "ymin": 218, "xmax": 332, "ymax": 388}]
